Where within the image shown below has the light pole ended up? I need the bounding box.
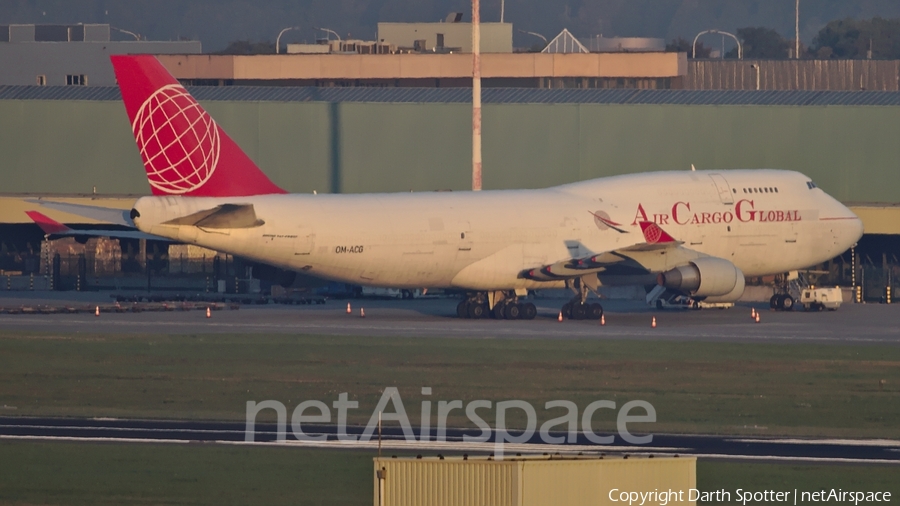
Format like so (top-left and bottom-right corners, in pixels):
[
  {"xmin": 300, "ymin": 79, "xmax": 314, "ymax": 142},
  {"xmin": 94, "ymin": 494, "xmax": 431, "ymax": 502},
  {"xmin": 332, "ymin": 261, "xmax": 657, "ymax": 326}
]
[
  {"xmin": 111, "ymin": 26, "xmax": 140, "ymax": 41},
  {"xmin": 275, "ymin": 26, "xmax": 300, "ymax": 54},
  {"xmin": 500, "ymin": 0, "xmax": 505, "ymax": 23},
  {"xmin": 795, "ymin": 0, "xmax": 800, "ymax": 59},
  {"xmin": 315, "ymin": 27, "xmax": 341, "ymax": 41},
  {"xmin": 692, "ymin": 29, "xmax": 742, "ymax": 59},
  {"xmin": 472, "ymin": 0, "xmax": 482, "ymax": 191}
]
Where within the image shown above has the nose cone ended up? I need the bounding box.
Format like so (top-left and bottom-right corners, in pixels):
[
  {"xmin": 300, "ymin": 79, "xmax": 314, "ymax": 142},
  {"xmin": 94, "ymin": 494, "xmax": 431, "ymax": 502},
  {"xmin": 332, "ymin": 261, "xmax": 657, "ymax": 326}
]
[{"xmin": 834, "ymin": 204, "xmax": 864, "ymax": 253}]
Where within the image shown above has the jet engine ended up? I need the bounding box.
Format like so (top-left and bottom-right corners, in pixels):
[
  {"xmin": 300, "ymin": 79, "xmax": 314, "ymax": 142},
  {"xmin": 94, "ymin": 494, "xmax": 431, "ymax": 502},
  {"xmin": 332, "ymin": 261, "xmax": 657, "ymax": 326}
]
[{"xmin": 657, "ymin": 257, "xmax": 746, "ymax": 301}]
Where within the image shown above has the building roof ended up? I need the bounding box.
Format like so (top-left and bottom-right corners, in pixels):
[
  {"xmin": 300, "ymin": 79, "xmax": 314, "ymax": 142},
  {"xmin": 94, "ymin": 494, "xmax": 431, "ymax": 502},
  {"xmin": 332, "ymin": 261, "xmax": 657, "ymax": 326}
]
[{"xmin": 3, "ymin": 85, "xmax": 900, "ymax": 106}]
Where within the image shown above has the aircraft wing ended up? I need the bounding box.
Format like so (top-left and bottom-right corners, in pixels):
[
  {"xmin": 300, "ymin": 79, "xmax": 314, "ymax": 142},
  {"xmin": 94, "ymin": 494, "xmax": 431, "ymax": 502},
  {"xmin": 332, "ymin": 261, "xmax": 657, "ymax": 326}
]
[
  {"xmin": 26, "ymin": 211, "xmax": 169, "ymax": 241},
  {"xmin": 25, "ymin": 199, "xmax": 136, "ymax": 228},
  {"xmin": 521, "ymin": 221, "xmax": 702, "ymax": 281}
]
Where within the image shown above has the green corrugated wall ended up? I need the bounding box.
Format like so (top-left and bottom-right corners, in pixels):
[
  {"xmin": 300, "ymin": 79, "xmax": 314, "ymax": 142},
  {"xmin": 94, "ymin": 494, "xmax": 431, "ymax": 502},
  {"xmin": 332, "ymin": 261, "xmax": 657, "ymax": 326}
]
[{"xmin": 0, "ymin": 99, "xmax": 897, "ymax": 202}]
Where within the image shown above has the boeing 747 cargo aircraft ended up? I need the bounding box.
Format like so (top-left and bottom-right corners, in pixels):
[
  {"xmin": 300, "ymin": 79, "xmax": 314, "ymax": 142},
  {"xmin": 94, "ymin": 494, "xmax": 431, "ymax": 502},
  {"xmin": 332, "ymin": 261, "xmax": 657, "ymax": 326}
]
[{"xmin": 34, "ymin": 55, "xmax": 865, "ymax": 320}]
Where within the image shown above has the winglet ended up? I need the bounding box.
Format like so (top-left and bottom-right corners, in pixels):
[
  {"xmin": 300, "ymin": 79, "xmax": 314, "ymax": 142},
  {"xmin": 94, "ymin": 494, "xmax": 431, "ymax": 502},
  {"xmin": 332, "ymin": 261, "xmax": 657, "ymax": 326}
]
[
  {"xmin": 26, "ymin": 211, "xmax": 72, "ymax": 235},
  {"xmin": 639, "ymin": 221, "xmax": 677, "ymax": 244}
]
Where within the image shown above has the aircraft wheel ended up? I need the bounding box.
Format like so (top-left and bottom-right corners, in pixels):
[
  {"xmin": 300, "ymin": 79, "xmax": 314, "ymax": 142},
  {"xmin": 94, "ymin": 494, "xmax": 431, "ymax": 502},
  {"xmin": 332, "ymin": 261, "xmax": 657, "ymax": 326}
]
[
  {"xmin": 588, "ymin": 303, "xmax": 603, "ymax": 320},
  {"xmin": 773, "ymin": 294, "xmax": 785, "ymax": 310},
  {"xmin": 656, "ymin": 299, "xmax": 664, "ymax": 310},
  {"xmin": 561, "ymin": 302, "xmax": 573, "ymax": 319},
  {"xmin": 781, "ymin": 295, "xmax": 794, "ymax": 311},
  {"xmin": 457, "ymin": 300, "xmax": 469, "ymax": 319},
  {"xmin": 506, "ymin": 303, "xmax": 522, "ymax": 320},
  {"xmin": 468, "ymin": 303, "xmax": 486, "ymax": 319},
  {"xmin": 770, "ymin": 295, "xmax": 780, "ymax": 310},
  {"xmin": 571, "ymin": 303, "xmax": 587, "ymax": 320},
  {"xmin": 492, "ymin": 303, "xmax": 506, "ymax": 320},
  {"xmin": 521, "ymin": 303, "xmax": 537, "ymax": 320}
]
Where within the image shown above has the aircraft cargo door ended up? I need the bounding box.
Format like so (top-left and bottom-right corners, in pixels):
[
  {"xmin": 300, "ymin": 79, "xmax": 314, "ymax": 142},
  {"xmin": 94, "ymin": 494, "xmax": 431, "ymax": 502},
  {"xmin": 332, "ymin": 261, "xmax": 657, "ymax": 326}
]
[
  {"xmin": 295, "ymin": 228, "xmax": 315, "ymax": 256},
  {"xmin": 709, "ymin": 174, "xmax": 734, "ymax": 205}
]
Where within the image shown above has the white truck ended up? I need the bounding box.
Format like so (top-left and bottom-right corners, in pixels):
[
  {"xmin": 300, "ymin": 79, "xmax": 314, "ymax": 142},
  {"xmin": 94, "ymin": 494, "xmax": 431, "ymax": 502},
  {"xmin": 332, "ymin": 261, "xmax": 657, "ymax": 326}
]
[{"xmin": 799, "ymin": 287, "xmax": 843, "ymax": 311}]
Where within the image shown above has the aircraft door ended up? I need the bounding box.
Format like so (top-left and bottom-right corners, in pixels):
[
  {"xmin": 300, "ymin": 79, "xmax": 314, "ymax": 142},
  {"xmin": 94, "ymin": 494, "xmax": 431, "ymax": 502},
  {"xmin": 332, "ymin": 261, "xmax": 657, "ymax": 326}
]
[
  {"xmin": 709, "ymin": 174, "xmax": 734, "ymax": 205},
  {"xmin": 295, "ymin": 228, "xmax": 315, "ymax": 255}
]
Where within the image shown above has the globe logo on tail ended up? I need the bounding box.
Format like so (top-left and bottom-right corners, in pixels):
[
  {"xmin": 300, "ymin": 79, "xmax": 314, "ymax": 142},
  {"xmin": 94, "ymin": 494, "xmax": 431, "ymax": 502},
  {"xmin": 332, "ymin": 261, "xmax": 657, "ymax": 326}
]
[{"xmin": 132, "ymin": 84, "xmax": 220, "ymax": 194}]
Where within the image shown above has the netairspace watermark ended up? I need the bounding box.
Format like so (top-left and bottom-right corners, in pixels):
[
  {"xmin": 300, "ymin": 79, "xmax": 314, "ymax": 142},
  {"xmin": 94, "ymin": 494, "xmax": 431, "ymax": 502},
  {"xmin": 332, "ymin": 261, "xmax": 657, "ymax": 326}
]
[
  {"xmin": 610, "ymin": 488, "xmax": 892, "ymax": 506},
  {"xmin": 245, "ymin": 387, "xmax": 656, "ymax": 459}
]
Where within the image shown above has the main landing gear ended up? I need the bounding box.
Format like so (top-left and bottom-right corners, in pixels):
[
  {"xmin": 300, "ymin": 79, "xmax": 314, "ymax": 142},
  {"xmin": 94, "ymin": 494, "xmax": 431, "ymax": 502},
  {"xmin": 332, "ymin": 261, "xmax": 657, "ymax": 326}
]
[
  {"xmin": 561, "ymin": 300, "xmax": 604, "ymax": 320},
  {"xmin": 457, "ymin": 292, "xmax": 537, "ymax": 320},
  {"xmin": 561, "ymin": 277, "xmax": 604, "ymax": 320}
]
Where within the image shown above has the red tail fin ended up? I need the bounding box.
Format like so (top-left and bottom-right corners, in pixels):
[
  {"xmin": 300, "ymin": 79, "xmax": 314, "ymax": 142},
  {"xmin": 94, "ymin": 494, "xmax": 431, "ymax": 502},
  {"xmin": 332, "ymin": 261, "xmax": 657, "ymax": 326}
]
[
  {"xmin": 110, "ymin": 55, "xmax": 286, "ymax": 197},
  {"xmin": 639, "ymin": 221, "xmax": 677, "ymax": 244}
]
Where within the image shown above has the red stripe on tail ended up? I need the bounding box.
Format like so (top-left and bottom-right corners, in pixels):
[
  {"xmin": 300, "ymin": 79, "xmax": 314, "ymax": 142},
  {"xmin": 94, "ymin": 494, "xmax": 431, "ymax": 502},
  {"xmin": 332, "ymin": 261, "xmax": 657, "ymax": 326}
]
[{"xmin": 110, "ymin": 55, "xmax": 286, "ymax": 197}]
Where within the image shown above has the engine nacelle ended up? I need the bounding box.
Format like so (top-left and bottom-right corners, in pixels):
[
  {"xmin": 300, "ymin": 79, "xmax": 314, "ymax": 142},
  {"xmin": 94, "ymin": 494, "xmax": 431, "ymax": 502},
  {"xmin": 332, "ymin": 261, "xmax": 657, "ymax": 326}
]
[{"xmin": 657, "ymin": 257, "xmax": 746, "ymax": 300}]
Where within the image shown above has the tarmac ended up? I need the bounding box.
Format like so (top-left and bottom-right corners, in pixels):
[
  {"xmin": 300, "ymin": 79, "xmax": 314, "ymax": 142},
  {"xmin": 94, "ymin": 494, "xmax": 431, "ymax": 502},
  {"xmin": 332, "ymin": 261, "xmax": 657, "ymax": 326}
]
[
  {"xmin": 0, "ymin": 291, "xmax": 898, "ymax": 344},
  {"xmin": 1, "ymin": 291, "xmax": 898, "ymax": 465},
  {"xmin": 1, "ymin": 416, "xmax": 898, "ymax": 465}
]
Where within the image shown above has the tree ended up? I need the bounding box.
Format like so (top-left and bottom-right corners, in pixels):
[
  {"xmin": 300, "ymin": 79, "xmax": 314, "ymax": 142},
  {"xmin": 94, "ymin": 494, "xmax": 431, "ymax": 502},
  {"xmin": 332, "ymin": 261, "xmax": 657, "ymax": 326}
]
[
  {"xmin": 810, "ymin": 17, "xmax": 900, "ymax": 59},
  {"xmin": 666, "ymin": 37, "xmax": 710, "ymax": 58},
  {"xmin": 726, "ymin": 27, "xmax": 789, "ymax": 59},
  {"xmin": 215, "ymin": 40, "xmax": 277, "ymax": 55}
]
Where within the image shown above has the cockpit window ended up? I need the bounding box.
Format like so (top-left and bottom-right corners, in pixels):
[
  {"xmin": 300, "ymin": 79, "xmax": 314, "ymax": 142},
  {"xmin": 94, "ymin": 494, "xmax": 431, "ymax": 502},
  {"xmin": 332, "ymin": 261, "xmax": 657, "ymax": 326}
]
[{"xmin": 806, "ymin": 181, "xmax": 818, "ymax": 189}]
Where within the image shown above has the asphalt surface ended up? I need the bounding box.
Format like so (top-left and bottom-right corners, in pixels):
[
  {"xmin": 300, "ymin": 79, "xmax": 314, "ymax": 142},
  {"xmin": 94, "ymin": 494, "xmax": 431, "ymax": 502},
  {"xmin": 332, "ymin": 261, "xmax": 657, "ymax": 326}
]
[
  {"xmin": 1, "ymin": 291, "xmax": 898, "ymax": 465},
  {"xmin": 0, "ymin": 291, "xmax": 898, "ymax": 344},
  {"xmin": 1, "ymin": 417, "xmax": 897, "ymax": 465}
]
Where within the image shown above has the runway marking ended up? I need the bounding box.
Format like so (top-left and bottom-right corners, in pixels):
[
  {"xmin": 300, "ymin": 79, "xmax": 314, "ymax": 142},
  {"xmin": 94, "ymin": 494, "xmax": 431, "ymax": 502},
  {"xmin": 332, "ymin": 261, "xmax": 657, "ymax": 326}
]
[
  {"xmin": 4, "ymin": 435, "xmax": 897, "ymax": 465},
  {"xmin": 727, "ymin": 438, "xmax": 900, "ymax": 447},
  {"xmin": 1, "ymin": 435, "xmax": 190, "ymax": 445}
]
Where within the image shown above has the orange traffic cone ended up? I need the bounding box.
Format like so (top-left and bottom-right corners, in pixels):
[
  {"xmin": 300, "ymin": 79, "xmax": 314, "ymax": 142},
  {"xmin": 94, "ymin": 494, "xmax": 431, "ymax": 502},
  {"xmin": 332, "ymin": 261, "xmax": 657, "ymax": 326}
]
[
  {"xmin": 206, "ymin": 307, "xmax": 211, "ymax": 319},
  {"xmin": 95, "ymin": 306, "xmax": 100, "ymax": 317},
  {"xmin": 346, "ymin": 302, "xmax": 352, "ymax": 314},
  {"xmin": 558, "ymin": 311, "xmax": 563, "ymax": 322},
  {"xmin": 600, "ymin": 314, "xmax": 606, "ymax": 326},
  {"xmin": 751, "ymin": 307, "xmax": 756, "ymax": 319},
  {"xmin": 651, "ymin": 316, "xmax": 657, "ymax": 328},
  {"xmin": 755, "ymin": 313, "xmax": 760, "ymax": 323},
  {"xmin": 360, "ymin": 308, "xmax": 366, "ymax": 318}
]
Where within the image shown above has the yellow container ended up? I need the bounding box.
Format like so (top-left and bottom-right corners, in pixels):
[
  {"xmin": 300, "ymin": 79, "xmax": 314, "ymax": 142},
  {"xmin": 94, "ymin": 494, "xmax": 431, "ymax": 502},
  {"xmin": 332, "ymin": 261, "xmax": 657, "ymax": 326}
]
[{"xmin": 373, "ymin": 454, "xmax": 696, "ymax": 506}]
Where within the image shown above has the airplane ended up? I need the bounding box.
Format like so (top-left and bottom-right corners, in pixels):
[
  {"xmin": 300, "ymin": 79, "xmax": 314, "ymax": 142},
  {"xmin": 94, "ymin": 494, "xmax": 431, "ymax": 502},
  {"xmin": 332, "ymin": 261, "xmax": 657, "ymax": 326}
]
[{"xmin": 36, "ymin": 55, "xmax": 865, "ymax": 320}]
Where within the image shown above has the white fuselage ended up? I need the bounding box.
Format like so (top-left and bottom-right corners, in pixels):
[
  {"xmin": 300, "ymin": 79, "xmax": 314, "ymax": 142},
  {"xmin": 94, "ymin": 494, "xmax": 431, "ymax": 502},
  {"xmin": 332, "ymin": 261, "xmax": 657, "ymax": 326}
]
[{"xmin": 131, "ymin": 170, "xmax": 863, "ymax": 291}]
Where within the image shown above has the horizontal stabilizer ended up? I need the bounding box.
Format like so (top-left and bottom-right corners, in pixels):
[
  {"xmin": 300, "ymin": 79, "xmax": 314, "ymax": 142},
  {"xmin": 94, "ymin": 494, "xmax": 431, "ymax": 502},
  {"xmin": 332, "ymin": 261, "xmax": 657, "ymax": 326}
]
[
  {"xmin": 26, "ymin": 200, "xmax": 135, "ymax": 227},
  {"xmin": 162, "ymin": 204, "xmax": 264, "ymax": 229},
  {"xmin": 26, "ymin": 211, "xmax": 71, "ymax": 235},
  {"xmin": 25, "ymin": 211, "xmax": 167, "ymax": 241}
]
